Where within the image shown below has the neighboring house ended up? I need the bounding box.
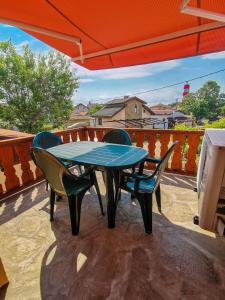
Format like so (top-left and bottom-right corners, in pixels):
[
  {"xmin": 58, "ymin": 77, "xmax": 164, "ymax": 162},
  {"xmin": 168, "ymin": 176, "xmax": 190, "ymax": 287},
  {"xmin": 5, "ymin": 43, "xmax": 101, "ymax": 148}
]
[
  {"xmin": 67, "ymin": 111, "xmax": 94, "ymax": 127},
  {"xmin": 73, "ymin": 103, "xmax": 88, "ymax": 114},
  {"xmin": 92, "ymin": 96, "xmax": 154, "ymax": 127},
  {"xmin": 86, "ymin": 101, "xmax": 95, "ymax": 111},
  {"xmin": 150, "ymin": 103, "xmax": 172, "ymax": 111},
  {"xmin": 149, "ymin": 107, "xmax": 192, "ymax": 128}
]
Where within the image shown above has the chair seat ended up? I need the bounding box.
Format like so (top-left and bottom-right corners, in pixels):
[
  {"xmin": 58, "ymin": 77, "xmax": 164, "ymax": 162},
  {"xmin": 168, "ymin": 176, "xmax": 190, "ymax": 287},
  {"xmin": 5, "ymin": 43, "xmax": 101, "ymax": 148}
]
[
  {"xmin": 62, "ymin": 160, "xmax": 74, "ymax": 168},
  {"xmin": 63, "ymin": 175, "xmax": 91, "ymax": 196},
  {"xmin": 126, "ymin": 176, "xmax": 156, "ymax": 193}
]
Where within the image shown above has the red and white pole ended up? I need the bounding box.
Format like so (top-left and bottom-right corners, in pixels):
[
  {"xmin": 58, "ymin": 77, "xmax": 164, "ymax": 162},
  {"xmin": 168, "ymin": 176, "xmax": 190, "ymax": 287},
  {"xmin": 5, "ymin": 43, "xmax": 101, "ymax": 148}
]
[{"xmin": 183, "ymin": 82, "xmax": 190, "ymax": 97}]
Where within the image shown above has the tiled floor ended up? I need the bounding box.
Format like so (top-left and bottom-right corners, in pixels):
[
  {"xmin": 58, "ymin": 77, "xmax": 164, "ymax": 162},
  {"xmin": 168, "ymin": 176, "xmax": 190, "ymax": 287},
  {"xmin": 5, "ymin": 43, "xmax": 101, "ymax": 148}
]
[{"xmin": 0, "ymin": 173, "xmax": 225, "ymax": 300}]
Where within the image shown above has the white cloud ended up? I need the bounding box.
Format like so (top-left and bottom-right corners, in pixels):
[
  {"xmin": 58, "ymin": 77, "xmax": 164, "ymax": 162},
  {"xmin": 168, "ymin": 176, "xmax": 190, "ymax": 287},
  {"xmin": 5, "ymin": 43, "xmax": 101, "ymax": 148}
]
[
  {"xmin": 79, "ymin": 78, "xmax": 95, "ymax": 83},
  {"xmin": 15, "ymin": 41, "xmax": 29, "ymax": 53},
  {"xmin": 201, "ymin": 51, "xmax": 225, "ymax": 60},
  {"xmin": 72, "ymin": 60, "xmax": 180, "ymax": 81},
  {"xmin": 1, "ymin": 24, "xmax": 13, "ymax": 28},
  {"xmin": 74, "ymin": 85, "xmax": 182, "ymax": 105}
]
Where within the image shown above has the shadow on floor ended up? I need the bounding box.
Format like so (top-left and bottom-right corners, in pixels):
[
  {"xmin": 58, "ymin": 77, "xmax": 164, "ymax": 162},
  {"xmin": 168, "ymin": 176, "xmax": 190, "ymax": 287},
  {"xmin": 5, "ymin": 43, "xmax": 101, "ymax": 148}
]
[
  {"xmin": 0, "ymin": 182, "xmax": 48, "ymax": 226},
  {"xmin": 39, "ymin": 192, "xmax": 225, "ymax": 300}
]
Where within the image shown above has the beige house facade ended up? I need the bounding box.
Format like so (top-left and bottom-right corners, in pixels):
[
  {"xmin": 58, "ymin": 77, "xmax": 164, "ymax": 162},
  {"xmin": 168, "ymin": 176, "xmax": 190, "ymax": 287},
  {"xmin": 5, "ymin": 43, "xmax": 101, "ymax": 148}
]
[{"xmin": 92, "ymin": 96, "xmax": 154, "ymax": 127}]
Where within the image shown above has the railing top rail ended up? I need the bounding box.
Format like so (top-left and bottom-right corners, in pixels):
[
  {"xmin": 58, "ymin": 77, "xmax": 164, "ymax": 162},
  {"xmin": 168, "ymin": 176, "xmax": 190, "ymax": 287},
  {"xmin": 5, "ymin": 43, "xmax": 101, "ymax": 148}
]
[
  {"xmin": 0, "ymin": 127, "xmax": 83, "ymax": 146},
  {"xmin": 86, "ymin": 126, "xmax": 205, "ymax": 135}
]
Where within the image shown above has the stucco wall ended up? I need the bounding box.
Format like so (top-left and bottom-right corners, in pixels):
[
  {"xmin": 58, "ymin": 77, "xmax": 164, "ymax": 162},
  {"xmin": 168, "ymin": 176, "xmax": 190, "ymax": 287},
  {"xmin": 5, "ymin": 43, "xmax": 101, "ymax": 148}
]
[
  {"xmin": 95, "ymin": 109, "xmax": 126, "ymax": 127},
  {"xmin": 125, "ymin": 99, "xmax": 143, "ymax": 120}
]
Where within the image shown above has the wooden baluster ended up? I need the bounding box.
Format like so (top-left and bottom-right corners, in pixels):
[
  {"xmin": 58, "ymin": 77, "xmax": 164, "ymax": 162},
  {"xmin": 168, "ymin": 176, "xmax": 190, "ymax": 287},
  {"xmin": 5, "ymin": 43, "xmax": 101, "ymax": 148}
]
[
  {"xmin": 15, "ymin": 141, "xmax": 34, "ymax": 185},
  {"xmin": 96, "ymin": 129, "xmax": 104, "ymax": 142},
  {"xmin": 0, "ymin": 146, "xmax": 20, "ymax": 192},
  {"xmin": 35, "ymin": 165, "xmax": 43, "ymax": 179},
  {"xmin": 136, "ymin": 131, "xmax": 144, "ymax": 148},
  {"xmin": 78, "ymin": 127, "xmax": 88, "ymax": 141},
  {"xmin": 88, "ymin": 128, "xmax": 95, "ymax": 141},
  {"xmin": 171, "ymin": 133, "xmax": 186, "ymax": 172},
  {"xmin": 147, "ymin": 133, "xmax": 157, "ymax": 169},
  {"xmin": 126, "ymin": 129, "xmax": 133, "ymax": 143},
  {"xmin": 185, "ymin": 134, "xmax": 201, "ymax": 175},
  {"xmin": 159, "ymin": 133, "xmax": 170, "ymax": 170},
  {"xmin": 62, "ymin": 132, "xmax": 70, "ymax": 143},
  {"xmin": 71, "ymin": 130, "xmax": 78, "ymax": 142},
  {"xmin": 159, "ymin": 133, "xmax": 171, "ymax": 157}
]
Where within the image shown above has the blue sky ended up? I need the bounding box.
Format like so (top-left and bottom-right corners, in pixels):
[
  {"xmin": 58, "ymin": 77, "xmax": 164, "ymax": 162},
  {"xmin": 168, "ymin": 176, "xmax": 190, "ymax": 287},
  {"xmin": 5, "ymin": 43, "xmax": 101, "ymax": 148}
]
[{"xmin": 1, "ymin": 23, "xmax": 225, "ymax": 106}]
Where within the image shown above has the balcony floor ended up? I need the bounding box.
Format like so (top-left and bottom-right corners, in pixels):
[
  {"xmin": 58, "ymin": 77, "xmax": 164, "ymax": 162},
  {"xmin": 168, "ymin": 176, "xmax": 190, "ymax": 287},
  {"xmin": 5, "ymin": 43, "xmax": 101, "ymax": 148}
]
[{"xmin": 0, "ymin": 173, "xmax": 225, "ymax": 300}]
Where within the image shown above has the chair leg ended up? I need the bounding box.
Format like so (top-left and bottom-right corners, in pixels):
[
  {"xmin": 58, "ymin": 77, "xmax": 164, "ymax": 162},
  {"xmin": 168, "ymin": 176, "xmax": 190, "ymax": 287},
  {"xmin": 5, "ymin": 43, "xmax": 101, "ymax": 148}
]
[
  {"xmin": 50, "ymin": 188, "xmax": 55, "ymax": 222},
  {"xmin": 155, "ymin": 184, "xmax": 161, "ymax": 212},
  {"xmin": 93, "ymin": 172, "xmax": 104, "ymax": 216},
  {"xmin": 113, "ymin": 170, "xmax": 121, "ymax": 203},
  {"xmin": 68, "ymin": 193, "xmax": 84, "ymax": 236},
  {"xmin": 46, "ymin": 180, "xmax": 49, "ymax": 191},
  {"xmin": 137, "ymin": 193, "xmax": 152, "ymax": 234},
  {"xmin": 78, "ymin": 165, "xmax": 82, "ymax": 174}
]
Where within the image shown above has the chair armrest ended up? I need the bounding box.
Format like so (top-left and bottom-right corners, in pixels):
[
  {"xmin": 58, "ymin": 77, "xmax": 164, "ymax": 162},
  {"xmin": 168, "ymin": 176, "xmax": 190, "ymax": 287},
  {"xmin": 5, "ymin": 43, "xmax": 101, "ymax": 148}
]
[{"xmin": 145, "ymin": 157, "xmax": 161, "ymax": 164}]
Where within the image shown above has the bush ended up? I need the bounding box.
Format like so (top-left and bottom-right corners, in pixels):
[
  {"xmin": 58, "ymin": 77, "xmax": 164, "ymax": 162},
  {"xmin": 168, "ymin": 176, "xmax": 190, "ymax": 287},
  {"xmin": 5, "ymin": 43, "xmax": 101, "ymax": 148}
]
[
  {"xmin": 205, "ymin": 117, "xmax": 225, "ymax": 128},
  {"xmin": 174, "ymin": 123, "xmax": 199, "ymax": 131}
]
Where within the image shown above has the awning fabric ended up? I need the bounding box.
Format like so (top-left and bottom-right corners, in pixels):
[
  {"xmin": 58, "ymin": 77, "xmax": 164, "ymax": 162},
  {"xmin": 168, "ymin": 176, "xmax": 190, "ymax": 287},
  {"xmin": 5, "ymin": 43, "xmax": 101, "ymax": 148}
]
[{"xmin": 1, "ymin": 0, "xmax": 225, "ymax": 70}]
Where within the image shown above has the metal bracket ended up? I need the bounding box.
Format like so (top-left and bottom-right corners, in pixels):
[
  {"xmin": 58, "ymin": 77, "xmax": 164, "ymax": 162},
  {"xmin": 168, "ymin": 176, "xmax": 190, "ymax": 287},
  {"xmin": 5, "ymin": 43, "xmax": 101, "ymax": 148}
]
[{"xmin": 180, "ymin": 0, "xmax": 225, "ymax": 23}]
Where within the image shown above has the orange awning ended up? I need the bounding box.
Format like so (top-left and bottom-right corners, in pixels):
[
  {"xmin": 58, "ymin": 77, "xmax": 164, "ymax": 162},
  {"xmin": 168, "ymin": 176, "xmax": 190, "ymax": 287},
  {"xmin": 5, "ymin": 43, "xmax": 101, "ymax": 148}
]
[{"xmin": 1, "ymin": 0, "xmax": 225, "ymax": 70}]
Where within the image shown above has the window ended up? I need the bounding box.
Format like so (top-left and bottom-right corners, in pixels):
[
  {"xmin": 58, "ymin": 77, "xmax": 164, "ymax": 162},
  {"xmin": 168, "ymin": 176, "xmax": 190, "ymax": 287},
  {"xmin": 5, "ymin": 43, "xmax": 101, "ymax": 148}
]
[
  {"xmin": 143, "ymin": 109, "xmax": 146, "ymax": 113},
  {"xmin": 98, "ymin": 118, "xmax": 102, "ymax": 125},
  {"xmin": 134, "ymin": 104, "xmax": 138, "ymax": 114}
]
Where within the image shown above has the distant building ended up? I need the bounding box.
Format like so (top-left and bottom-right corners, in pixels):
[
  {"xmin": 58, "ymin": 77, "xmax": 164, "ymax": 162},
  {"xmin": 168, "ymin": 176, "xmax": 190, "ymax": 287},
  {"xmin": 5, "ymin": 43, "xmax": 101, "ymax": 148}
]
[
  {"xmin": 150, "ymin": 107, "xmax": 192, "ymax": 128},
  {"xmin": 73, "ymin": 103, "xmax": 88, "ymax": 114},
  {"xmin": 92, "ymin": 96, "xmax": 154, "ymax": 127},
  {"xmin": 68, "ymin": 110, "xmax": 94, "ymax": 127}
]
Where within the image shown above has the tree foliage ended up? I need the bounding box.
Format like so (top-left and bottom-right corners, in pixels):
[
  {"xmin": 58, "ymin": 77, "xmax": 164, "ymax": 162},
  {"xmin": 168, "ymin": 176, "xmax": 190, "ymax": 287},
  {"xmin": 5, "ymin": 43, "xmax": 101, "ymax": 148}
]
[
  {"xmin": 179, "ymin": 81, "xmax": 225, "ymax": 121},
  {"xmin": 89, "ymin": 104, "xmax": 103, "ymax": 115},
  {"xmin": 0, "ymin": 41, "xmax": 79, "ymax": 133}
]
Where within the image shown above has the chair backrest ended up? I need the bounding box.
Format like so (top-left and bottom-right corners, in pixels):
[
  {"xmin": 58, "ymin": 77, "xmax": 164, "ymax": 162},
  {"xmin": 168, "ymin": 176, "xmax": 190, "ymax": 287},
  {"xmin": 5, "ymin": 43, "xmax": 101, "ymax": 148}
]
[
  {"xmin": 153, "ymin": 141, "xmax": 179, "ymax": 191},
  {"xmin": 30, "ymin": 147, "xmax": 69, "ymax": 195},
  {"xmin": 102, "ymin": 129, "xmax": 131, "ymax": 145},
  {"xmin": 32, "ymin": 131, "xmax": 62, "ymax": 149}
]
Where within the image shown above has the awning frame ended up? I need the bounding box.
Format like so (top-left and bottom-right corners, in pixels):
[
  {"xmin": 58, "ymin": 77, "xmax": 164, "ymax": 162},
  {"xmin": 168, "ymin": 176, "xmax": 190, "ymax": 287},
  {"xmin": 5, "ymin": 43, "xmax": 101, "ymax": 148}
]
[
  {"xmin": 72, "ymin": 21, "xmax": 225, "ymax": 62},
  {"xmin": 0, "ymin": 16, "xmax": 84, "ymax": 62},
  {"xmin": 180, "ymin": 0, "xmax": 225, "ymax": 23}
]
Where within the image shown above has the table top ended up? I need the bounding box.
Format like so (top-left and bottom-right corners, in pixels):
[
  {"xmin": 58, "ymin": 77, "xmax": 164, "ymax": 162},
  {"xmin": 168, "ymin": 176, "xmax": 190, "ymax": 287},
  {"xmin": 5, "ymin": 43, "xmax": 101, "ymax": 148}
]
[{"xmin": 48, "ymin": 141, "xmax": 148, "ymax": 169}]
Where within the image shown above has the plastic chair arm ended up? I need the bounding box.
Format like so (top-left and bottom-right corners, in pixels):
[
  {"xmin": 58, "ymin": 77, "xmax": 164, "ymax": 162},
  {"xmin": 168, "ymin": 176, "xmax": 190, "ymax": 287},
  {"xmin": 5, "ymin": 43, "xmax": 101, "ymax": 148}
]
[{"xmin": 145, "ymin": 157, "xmax": 161, "ymax": 164}]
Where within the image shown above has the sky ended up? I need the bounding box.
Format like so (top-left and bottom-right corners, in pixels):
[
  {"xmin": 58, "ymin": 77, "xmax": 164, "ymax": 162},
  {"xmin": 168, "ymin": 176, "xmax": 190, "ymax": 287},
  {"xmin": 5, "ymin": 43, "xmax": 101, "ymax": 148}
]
[{"xmin": 1, "ymin": 23, "xmax": 225, "ymax": 106}]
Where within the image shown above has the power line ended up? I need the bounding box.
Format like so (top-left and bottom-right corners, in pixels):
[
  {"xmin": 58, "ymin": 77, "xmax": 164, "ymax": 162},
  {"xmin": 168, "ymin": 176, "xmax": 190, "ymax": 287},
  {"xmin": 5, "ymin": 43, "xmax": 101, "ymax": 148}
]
[{"xmin": 89, "ymin": 67, "xmax": 225, "ymax": 103}]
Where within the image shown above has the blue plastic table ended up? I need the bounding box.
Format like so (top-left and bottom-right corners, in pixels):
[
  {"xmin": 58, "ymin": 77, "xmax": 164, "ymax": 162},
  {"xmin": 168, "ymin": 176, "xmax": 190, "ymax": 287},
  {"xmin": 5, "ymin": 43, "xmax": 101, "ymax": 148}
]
[{"xmin": 48, "ymin": 141, "xmax": 148, "ymax": 228}]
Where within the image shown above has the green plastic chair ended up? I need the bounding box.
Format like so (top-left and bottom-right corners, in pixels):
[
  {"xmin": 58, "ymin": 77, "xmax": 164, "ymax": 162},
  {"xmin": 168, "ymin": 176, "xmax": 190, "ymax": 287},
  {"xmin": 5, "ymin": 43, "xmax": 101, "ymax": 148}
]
[
  {"xmin": 102, "ymin": 129, "xmax": 132, "ymax": 145},
  {"xmin": 33, "ymin": 131, "xmax": 82, "ymax": 191},
  {"xmin": 119, "ymin": 141, "xmax": 179, "ymax": 234},
  {"xmin": 102, "ymin": 129, "xmax": 134, "ymax": 201},
  {"xmin": 30, "ymin": 147, "xmax": 104, "ymax": 235}
]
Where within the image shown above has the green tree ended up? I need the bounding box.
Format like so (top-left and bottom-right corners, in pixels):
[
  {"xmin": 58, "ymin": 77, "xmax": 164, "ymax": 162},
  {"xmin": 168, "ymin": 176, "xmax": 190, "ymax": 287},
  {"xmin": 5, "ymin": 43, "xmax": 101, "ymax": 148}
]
[
  {"xmin": 179, "ymin": 81, "xmax": 225, "ymax": 121},
  {"xmin": 0, "ymin": 41, "xmax": 79, "ymax": 133},
  {"xmin": 89, "ymin": 104, "xmax": 103, "ymax": 115}
]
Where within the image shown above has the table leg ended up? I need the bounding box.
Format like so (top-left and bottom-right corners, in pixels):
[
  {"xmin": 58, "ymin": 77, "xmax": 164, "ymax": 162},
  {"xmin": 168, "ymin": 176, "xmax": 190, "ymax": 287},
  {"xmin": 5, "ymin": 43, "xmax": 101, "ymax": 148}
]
[{"xmin": 105, "ymin": 169, "xmax": 116, "ymax": 228}]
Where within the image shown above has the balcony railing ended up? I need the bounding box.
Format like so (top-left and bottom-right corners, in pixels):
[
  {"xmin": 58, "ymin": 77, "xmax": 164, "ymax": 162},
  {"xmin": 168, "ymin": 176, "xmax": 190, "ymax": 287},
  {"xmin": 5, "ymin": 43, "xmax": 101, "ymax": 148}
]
[{"xmin": 0, "ymin": 127, "xmax": 204, "ymax": 197}]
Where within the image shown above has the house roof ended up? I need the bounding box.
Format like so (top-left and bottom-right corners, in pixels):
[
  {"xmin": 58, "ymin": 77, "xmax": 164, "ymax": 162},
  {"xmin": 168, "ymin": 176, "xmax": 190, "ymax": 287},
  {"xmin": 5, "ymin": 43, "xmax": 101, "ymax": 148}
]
[
  {"xmin": 151, "ymin": 109, "xmax": 173, "ymax": 115},
  {"xmin": 150, "ymin": 104, "xmax": 172, "ymax": 110},
  {"xmin": 105, "ymin": 96, "xmax": 145, "ymax": 106},
  {"xmin": 70, "ymin": 112, "xmax": 92, "ymax": 120},
  {"xmin": 143, "ymin": 105, "xmax": 155, "ymax": 115},
  {"xmin": 92, "ymin": 106, "xmax": 124, "ymax": 117}
]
